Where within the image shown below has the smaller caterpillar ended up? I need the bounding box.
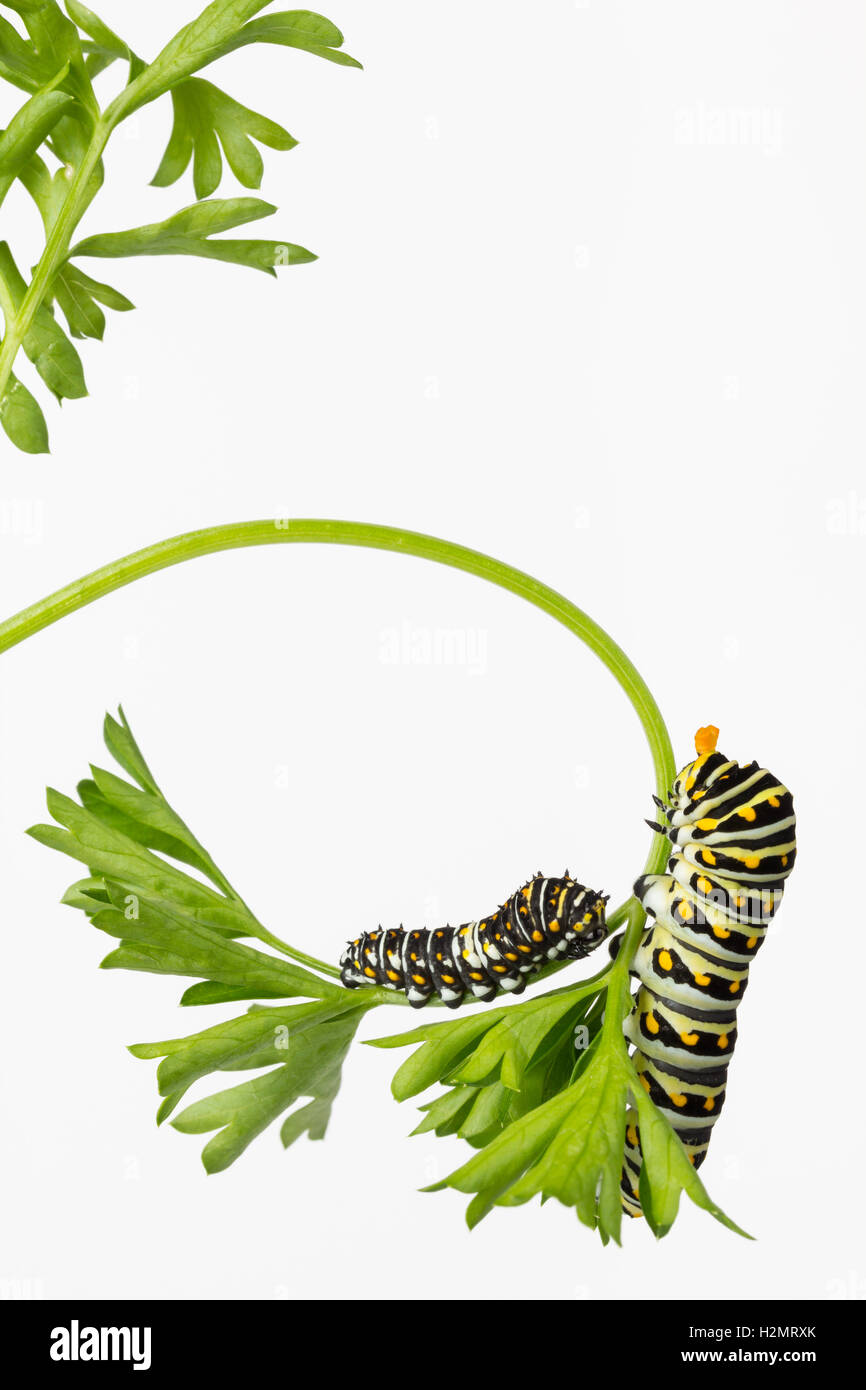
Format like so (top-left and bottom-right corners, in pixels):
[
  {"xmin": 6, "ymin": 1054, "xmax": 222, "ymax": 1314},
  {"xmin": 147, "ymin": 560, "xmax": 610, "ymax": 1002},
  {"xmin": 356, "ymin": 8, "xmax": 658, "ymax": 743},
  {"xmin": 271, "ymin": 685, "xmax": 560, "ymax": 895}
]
[{"xmin": 340, "ymin": 873, "xmax": 609, "ymax": 1008}]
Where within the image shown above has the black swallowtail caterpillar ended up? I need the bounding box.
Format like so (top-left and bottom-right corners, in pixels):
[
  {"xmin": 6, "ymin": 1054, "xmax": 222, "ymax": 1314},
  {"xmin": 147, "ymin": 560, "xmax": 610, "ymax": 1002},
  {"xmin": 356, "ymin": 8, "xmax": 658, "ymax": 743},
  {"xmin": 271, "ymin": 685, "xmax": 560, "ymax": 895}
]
[
  {"xmin": 340, "ymin": 874, "xmax": 609, "ymax": 1008},
  {"xmin": 618, "ymin": 725, "xmax": 796, "ymax": 1218}
]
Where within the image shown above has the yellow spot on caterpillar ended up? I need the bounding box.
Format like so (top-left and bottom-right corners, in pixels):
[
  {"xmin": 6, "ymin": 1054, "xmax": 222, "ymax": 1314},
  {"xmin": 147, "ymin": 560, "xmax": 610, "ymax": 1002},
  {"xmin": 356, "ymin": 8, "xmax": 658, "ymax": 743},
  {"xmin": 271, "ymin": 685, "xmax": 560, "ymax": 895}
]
[
  {"xmin": 717, "ymin": 1034, "xmax": 729, "ymax": 1049},
  {"xmin": 583, "ymin": 912, "xmax": 592, "ymax": 924},
  {"xmin": 735, "ymin": 895, "xmax": 745, "ymax": 907},
  {"xmin": 436, "ymin": 952, "xmax": 443, "ymax": 961},
  {"xmin": 639, "ymin": 1074, "xmax": 651, "ymax": 1092},
  {"xmin": 680, "ymin": 1031, "xmax": 699, "ymax": 1046},
  {"xmin": 462, "ymin": 949, "xmax": 470, "ymax": 959},
  {"xmin": 364, "ymin": 966, "xmax": 376, "ymax": 978},
  {"xmin": 658, "ymin": 950, "xmax": 673, "ymax": 971},
  {"xmin": 493, "ymin": 964, "xmax": 506, "ymax": 973},
  {"xmin": 746, "ymin": 936, "xmax": 757, "ymax": 949},
  {"xmin": 387, "ymin": 970, "xmax": 399, "ymax": 982},
  {"xmin": 729, "ymin": 980, "xmax": 740, "ymax": 993},
  {"xmin": 744, "ymin": 854, "xmax": 760, "ymax": 869},
  {"xmin": 483, "ymin": 942, "xmax": 490, "ymax": 953},
  {"xmin": 697, "ymin": 876, "xmax": 712, "ymax": 893},
  {"xmin": 470, "ymin": 971, "xmax": 484, "ymax": 981},
  {"xmin": 627, "ymin": 1124, "xmax": 638, "ymax": 1147},
  {"xmin": 678, "ymin": 901, "xmax": 692, "ymax": 920},
  {"xmin": 738, "ymin": 805, "xmax": 757, "ymax": 821},
  {"xmin": 712, "ymin": 925, "xmax": 731, "ymax": 939},
  {"xmin": 781, "ymin": 854, "xmax": 789, "ymax": 866},
  {"xmin": 696, "ymin": 818, "xmax": 717, "ymax": 831},
  {"xmin": 441, "ymin": 973, "xmax": 455, "ymax": 984},
  {"xmin": 686, "ymin": 774, "xmax": 695, "ymax": 791},
  {"xmin": 518, "ymin": 944, "xmax": 531, "ymax": 953},
  {"xmin": 550, "ymin": 921, "xmax": 560, "ymax": 932},
  {"xmin": 703, "ymin": 1097, "xmax": 715, "ymax": 1112},
  {"xmin": 671, "ymin": 1093, "xmax": 688, "ymax": 1108},
  {"xmin": 412, "ymin": 973, "xmax": 426, "ymax": 985},
  {"xmin": 702, "ymin": 849, "xmax": 716, "ymax": 865},
  {"xmin": 695, "ymin": 725, "xmax": 719, "ymax": 755},
  {"xmin": 687, "ymin": 1152, "xmax": 696, "ymax": 1165},
  {"xmin": 505, "ymin": 951, "xmax": 517, "ymax": 961},
  {"xmin": 532, "ymin": 929, "xmax": 544, "ymax": 942},
  {"xmin": 692, "ymin": 788, "xmax": 705, "ymax": 800},
  {"xmin": 645, "ymin": 1012, "xmax": 660, "ymax": 1034},
  {"xmin": 694, "ymin": 972, "xmax": 711, "ymax": 986},
  {"xmin": 410, "ymin": 952, "xmax": 417, "ymax": 961},
  {"xmin": 769, "ymin": 795, "xmax": 780, "ymax": 807}
]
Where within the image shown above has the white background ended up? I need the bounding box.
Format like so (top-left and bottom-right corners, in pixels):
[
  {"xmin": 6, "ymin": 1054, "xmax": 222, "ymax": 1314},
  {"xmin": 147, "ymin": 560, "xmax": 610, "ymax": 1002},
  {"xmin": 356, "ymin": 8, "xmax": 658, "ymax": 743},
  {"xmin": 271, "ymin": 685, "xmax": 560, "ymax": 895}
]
[{"xmin": 0, "ymin": 0, "xmax": 863, "ymax": 1301}]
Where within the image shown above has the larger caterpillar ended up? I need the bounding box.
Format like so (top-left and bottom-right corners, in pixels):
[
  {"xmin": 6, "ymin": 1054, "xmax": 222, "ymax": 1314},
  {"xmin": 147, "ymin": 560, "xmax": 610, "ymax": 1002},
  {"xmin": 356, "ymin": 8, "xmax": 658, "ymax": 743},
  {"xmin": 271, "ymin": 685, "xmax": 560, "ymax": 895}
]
[
  {"xmin": 340, "ymin": 874, "xmax": 609, "ymax": 1008},
  {"xmin": 619, "ymin": 725, "xmax": 796, "ymax": 1217}
]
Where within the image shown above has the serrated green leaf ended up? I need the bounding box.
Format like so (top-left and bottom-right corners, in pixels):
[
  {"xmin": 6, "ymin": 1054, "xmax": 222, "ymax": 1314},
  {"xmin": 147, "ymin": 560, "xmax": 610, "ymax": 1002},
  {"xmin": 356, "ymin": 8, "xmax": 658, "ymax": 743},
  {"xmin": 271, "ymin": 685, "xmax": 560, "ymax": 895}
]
[
  {"xmin": 434, "ymin": 1083, "xmax": 580, "ymax": 1207},
  {"xmin": 110, "ymin": 2, "xmax": 275, "ymax": 115},
  {"xmin": 457, "ymin": 1080, "xmax": 512, "ymax": 1140},
  {"xmin": 131, "ymin": 997, "xmax": 353, "ymax": 1098},
  {"xmin": 152, "ymin": 77, "xmax": 295, "ymax": 200},
  {"xmin": 90, "ymin": 891, "xmax": 336, "ymax": 1001},
  {"xmin": 52, "ymin": 261, "xmax": 134, "ymax": 340},
  {"xmin": 171, "ymin": 1009, "xmax": 362, "ymax": 1172},
  {"xmin": 17, "ymin": 149, "xmax": 71, "ymax": 232},
  {"xmin": 5, "ymin": 0, "xmax": 95, "ymax": 111},
  {"xmin": 64, "ymin": 1, "xmax": 145, "ymax": 82},
  {"xmin": 451, "ymin": 989, "xmax": 600, "ymax": 1091},
  {"xmin": 60, "ymin": 875, "xmax": 110, "ymax": 912},
  {"xmin": 629, "ymin": 1082, "xmax": 752, "ymax": 1240},
  {"xmin": 0, "ymin": 240, "xmax": 86, "ymax": 399},
  {"xmin": 0, "ymin": 87, "xmax": 73, "ymax": 205},
  {"xmin": 370, "ymin": 1009, "xmax": 505, "ymax": 1102},
  {"xmin": 410, "ymin": 1086, "xmax": 475, "ymax": 1137},
  {"xmin": 102, "ymin": 707, "xmax": 158, "ymax": 793},
  {"xmin": 30, "ymin": 796, "xmax": 246, "ymax": 929},
  {"xmin": 229, "ymin": 11, "xmax": 362, "ymax": 69},
  {"xmin": 71, "ymin": 196, "xmax": 315, "ymax": 274},
  {"xmin": 179, "ymin": 979, "xmax": 290, "ymax": 1006},
  {"xmin": 279, "ymin": 1096, "xmax": 332, "ymax": 1147},
  {"xmin": 111, "ymin": 4, "xmax": 359, "ymax": 121},
  {"xmin": 84, "ymin": 764, "xmax": 217, "ymax": 878},
  {"xmin": 0, "ymin": 12, "xmax": 56, "ymax": 94},
  {"xmin": 0, "ymin": 368, "xmax": 49, "ymax": 451}
]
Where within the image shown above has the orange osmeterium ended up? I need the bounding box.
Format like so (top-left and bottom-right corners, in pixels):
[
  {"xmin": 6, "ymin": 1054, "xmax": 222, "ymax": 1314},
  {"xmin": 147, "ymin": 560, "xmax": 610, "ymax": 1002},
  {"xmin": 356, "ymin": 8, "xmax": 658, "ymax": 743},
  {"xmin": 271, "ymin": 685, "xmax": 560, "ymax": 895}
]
[{"xmin": 694, "ymin": 725, "xmax": 720, "ymax": 756}]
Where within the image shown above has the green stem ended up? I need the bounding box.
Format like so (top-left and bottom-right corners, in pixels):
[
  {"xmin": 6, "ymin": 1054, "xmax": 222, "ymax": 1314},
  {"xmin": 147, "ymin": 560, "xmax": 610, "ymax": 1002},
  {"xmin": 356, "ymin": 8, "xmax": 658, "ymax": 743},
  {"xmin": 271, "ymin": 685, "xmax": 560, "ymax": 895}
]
[
  {"xmin": 0, "ymin": 116, "xmax": 109, "ymax": 406},
  {"xmin": 0, "ymin": 518, "xmax": 676, "ymax": 983}
]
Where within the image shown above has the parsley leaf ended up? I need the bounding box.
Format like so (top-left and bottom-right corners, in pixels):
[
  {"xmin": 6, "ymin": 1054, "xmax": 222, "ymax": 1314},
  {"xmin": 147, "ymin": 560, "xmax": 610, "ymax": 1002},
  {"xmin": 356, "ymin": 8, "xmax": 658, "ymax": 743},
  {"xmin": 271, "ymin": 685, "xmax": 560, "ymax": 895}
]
[
  {"xmin": 0, "ymin": 2, "xmax": 360, "ymax": 451},
  {"xmin": 152, "ymin": 77, "xmax": 296, "ymax": 199},
  {"xmin": 72, "ymin": 196, "xmax": 315, "ymax": 274}
]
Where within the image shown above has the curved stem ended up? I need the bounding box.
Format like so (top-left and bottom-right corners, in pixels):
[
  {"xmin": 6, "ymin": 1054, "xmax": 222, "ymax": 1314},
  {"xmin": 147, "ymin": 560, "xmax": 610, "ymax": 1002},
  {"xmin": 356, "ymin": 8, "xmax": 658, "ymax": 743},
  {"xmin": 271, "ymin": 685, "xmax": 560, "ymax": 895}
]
[{"xmin": 0, "ymin": 518, "xmax": 676, "ymax": 981}]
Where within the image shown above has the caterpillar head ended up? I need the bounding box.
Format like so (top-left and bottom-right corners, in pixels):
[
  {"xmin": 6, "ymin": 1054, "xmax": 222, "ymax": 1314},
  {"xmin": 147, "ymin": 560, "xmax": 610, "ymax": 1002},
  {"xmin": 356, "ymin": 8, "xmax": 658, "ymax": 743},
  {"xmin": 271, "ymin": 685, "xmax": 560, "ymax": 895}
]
[{"xmin": 567, "ymin": 888, "xmax": 609, "ymax": 953}]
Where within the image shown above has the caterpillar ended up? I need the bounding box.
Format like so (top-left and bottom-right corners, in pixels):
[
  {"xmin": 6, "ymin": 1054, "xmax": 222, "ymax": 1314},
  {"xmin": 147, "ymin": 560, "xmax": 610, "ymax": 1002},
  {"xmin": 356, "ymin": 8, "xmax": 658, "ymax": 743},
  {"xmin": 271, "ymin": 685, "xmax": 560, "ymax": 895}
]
[
  {"xmin": 340, "ymin": 874, "xmax": 609, "ymax": 1008},
  {"xmin": 618, "ymin": 724, "xmax": 796, "ymax": 1217}
]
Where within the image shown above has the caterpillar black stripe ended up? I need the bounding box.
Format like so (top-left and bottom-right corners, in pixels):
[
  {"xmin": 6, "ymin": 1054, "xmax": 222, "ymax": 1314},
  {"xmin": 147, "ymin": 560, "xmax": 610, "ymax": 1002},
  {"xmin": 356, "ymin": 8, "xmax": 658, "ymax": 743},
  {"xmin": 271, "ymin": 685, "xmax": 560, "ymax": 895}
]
[
  {"xmin": 619, "ymin": 725, "xmax": 796, "ymax": 1217},
  {"xmin": 340, "ymin": 874, "xmax": 609, "ymax": 1008}
]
